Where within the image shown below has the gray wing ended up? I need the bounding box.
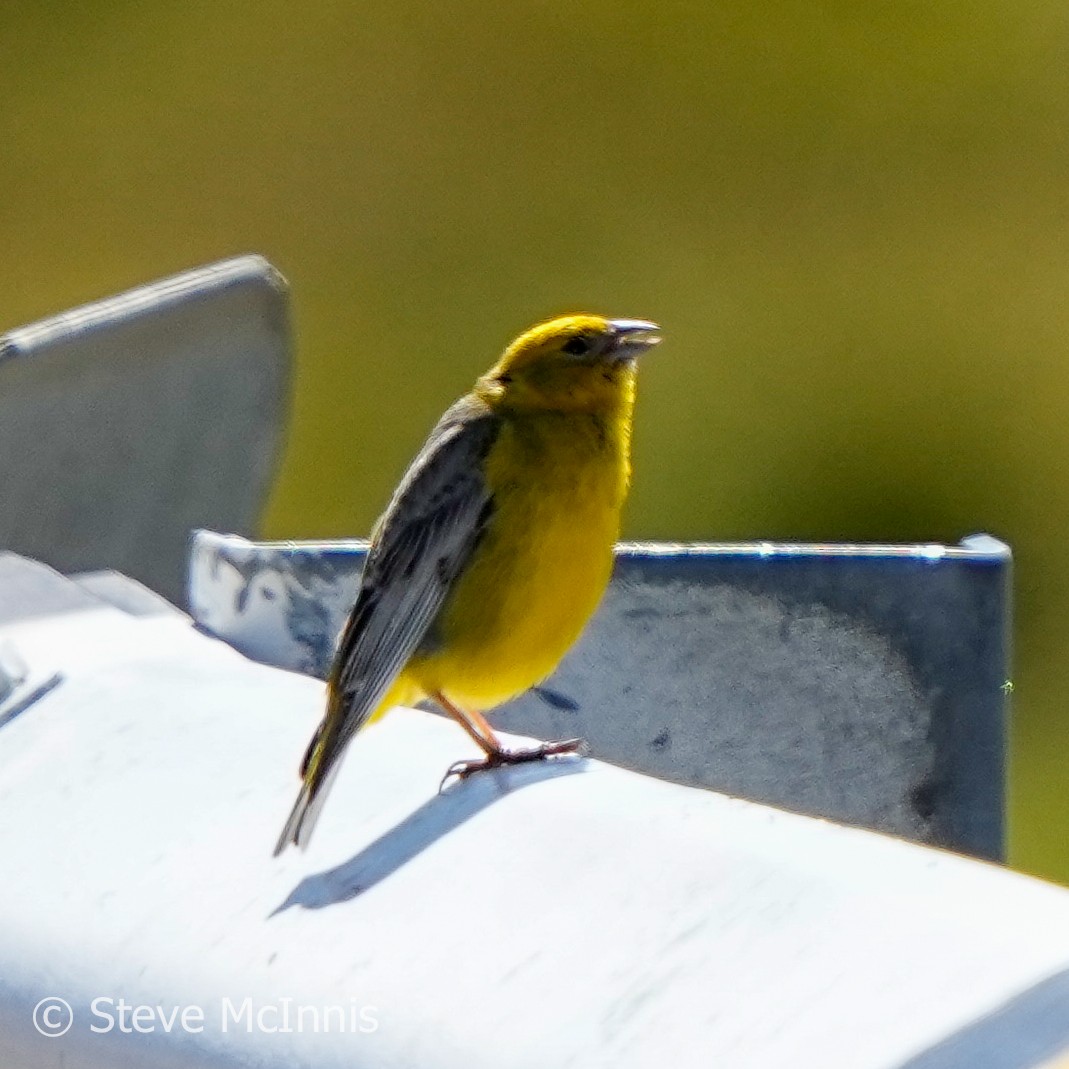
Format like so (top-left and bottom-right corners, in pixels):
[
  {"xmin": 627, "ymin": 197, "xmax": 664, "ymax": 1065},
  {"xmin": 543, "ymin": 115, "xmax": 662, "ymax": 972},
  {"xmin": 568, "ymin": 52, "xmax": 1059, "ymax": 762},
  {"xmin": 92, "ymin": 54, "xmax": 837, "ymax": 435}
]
[
  {"xmin": 322, "ymin": 394, "xmax": 499, "ymax": 758},
  {"xmin": 275, "ymin": 393, "xmax": 499, "ymax": 854}
]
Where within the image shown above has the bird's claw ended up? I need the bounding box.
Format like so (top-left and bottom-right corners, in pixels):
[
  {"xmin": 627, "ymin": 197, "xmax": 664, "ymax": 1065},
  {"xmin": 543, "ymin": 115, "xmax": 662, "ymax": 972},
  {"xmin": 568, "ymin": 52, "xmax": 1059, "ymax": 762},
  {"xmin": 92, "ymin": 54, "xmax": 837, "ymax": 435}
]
[{"xmin": 439, "ymin": 737, "xmax": 588, "ymax": 791}]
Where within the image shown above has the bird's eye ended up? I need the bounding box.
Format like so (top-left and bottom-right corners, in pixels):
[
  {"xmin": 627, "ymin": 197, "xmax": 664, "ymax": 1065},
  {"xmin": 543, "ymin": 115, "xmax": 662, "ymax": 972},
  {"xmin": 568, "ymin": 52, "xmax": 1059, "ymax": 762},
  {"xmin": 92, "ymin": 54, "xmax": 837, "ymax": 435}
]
[{"xmin": 562, "ymin": 335, "xmax": 592, "ymax": 356}]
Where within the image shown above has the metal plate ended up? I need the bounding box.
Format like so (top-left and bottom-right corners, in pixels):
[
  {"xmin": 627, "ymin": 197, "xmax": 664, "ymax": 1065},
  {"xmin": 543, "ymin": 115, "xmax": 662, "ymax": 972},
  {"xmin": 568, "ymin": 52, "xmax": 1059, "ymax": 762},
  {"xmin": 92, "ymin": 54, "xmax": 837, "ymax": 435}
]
[
  {"xmin": 0, "ymin": 256, "xmax": 291, "ymax": 603},
  {"xmin": 188, "ymin": 532, "xmax": 1011, "ymax": 858}
]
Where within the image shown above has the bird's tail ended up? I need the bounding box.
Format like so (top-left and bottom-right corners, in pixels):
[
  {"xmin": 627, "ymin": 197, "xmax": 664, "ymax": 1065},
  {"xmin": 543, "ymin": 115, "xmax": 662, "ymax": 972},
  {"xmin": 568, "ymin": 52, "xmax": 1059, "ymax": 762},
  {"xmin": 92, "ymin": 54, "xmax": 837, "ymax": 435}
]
[
  {"xmin": 272, "ymin": 690, "xmax": 348, "ymax": 856},
  {"xmin": 272, "ymin": 759, "xmax": 342, "ymax": 856},
  {"xmin": 273, "ymin": 676, "xmax": 412, "ymax": 855}
]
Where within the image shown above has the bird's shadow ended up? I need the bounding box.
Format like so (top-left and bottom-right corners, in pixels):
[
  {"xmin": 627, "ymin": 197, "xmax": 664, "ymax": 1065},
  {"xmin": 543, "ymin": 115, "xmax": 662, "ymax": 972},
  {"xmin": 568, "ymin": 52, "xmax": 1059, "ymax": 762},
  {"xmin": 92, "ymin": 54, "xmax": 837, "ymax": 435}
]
[{"xmin": 272, "ymin": 756, "xmax": 589, "ymax": 915}]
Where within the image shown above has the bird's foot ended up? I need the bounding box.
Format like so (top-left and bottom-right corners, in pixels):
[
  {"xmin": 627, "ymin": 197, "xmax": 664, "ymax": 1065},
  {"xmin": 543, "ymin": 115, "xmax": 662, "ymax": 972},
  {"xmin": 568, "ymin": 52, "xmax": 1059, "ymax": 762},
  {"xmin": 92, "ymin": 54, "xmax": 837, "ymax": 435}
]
[{"xmin": 439, "ymin": 737, "xmax": 588, "ymax": 790}]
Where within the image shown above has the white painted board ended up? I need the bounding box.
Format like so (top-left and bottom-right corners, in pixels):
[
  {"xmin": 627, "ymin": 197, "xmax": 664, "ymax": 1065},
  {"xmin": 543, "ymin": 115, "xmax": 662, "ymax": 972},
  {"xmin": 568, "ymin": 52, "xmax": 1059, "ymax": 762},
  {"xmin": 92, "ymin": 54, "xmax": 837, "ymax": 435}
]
[{"xmin": 0, "ymin": 600, "xmax": 1065, "ymax": 1068}]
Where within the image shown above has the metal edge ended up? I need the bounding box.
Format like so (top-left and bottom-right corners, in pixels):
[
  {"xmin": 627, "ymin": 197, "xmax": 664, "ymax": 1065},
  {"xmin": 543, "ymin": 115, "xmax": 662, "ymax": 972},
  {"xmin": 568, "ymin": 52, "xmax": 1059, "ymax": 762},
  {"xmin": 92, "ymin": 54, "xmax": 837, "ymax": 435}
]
[
  {"xmin": 188, "ymin": 531, "xmax": 1011, "ymax": 563},
  {"xmin": 0, "ymin": 254, "xmax": 288, "ymax": 356}
]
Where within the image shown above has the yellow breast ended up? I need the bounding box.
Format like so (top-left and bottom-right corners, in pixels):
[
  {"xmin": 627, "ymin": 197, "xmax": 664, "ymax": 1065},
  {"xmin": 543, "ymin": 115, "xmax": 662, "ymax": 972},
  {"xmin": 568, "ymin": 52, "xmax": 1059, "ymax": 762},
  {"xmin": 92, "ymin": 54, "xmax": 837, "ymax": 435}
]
[{"xmin": 407, "ymin": 407, "xmax": 630, "ymax": 710}]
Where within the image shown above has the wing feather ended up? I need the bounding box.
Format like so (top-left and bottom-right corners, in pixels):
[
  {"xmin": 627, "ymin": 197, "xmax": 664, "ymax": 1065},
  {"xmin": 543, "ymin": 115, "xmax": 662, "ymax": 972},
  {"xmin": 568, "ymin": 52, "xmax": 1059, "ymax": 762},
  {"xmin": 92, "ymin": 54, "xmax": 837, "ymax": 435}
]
[
  {"xmin": 327, "ymin": 397, "xmax": 497, "ymax": 744},
  {"xmin": 274, "ymin": 395, "xmax": 498, "ymax": 853}
]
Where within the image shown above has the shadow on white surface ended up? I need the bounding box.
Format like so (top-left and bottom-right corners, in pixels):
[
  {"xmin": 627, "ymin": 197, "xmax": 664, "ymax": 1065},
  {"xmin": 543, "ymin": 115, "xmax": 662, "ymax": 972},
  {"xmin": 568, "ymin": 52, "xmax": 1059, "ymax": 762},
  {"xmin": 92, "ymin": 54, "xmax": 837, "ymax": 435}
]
[{"xmin": 275, "ymin": 758, "xmax": 590, "ymax": 911}]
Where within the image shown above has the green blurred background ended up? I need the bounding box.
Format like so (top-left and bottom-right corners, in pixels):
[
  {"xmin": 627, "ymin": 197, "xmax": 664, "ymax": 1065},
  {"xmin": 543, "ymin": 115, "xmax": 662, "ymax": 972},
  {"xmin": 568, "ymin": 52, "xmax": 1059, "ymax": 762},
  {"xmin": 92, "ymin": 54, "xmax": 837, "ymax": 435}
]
[{"xmin": 3, "ymin": 2, "xmax": 1066, "ymax": 878}]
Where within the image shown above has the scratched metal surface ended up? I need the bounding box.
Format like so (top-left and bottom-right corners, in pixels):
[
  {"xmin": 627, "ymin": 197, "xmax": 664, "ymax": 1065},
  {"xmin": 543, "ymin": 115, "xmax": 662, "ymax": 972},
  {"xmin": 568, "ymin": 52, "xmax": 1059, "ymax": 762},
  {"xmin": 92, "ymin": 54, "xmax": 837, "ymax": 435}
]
[
  {"xmin": 187, "ymin": 532, "xmax": 1010, "ymax": 859},
  {"xmin": 0, "ymin": 256, "xmax": 290, "ymax": 603}
]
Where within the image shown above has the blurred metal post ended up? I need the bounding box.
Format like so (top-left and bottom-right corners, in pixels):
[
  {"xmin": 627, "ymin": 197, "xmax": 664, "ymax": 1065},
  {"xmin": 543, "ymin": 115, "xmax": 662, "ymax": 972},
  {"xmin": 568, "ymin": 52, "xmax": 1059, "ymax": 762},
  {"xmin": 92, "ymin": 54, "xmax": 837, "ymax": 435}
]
[
  {"xmin": 0, "ymin": 256, "xmax": 291, "ymax": 604},
  {"xmin": 189, "ymin": 532, "xmax": 1010, "ymax": 860}
]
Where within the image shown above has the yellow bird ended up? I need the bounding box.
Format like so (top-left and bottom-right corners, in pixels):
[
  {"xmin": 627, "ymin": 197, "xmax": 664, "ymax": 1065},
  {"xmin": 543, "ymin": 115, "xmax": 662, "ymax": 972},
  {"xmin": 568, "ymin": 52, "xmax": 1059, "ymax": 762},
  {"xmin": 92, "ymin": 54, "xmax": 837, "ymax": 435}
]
[{"xmin": 274, "ymin": 314, "xmax": 660, "ymax": 854}]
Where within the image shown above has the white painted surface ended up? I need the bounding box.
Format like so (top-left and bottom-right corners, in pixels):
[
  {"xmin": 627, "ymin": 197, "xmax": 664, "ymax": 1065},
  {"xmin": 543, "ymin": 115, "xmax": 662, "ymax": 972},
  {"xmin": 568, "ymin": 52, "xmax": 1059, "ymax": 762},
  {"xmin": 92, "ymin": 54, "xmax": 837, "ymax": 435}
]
[{"xmin": 0, "ymin": 604, "xmax": 1066, "ymax": 1068}]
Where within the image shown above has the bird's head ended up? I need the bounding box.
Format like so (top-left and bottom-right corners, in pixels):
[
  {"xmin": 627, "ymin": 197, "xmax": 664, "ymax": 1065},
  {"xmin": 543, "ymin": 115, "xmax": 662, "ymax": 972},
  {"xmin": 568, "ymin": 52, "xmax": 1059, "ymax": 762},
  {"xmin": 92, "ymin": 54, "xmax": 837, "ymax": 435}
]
[{"xmin": 479, "ymin": 314, "xmax": 660, "ymax": 413}]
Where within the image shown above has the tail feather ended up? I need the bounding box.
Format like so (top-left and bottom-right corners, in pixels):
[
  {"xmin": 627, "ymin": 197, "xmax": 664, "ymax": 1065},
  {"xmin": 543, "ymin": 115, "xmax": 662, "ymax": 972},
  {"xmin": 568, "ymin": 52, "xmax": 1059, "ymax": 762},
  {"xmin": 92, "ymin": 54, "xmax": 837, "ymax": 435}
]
[
  {"xmin": 274, "ymin": 678, "xmax": 412, "ymax": 856},
  {"xmin": 273, "ymin": 758, "xmax": 342, "ymax": 856},
  {"xmin": 274, "ymin": 680, "xmax": 351, "ymax": 856},
  {"xmin": 298, "ymin": 720, "xmax": 325, "ymax": 779}
]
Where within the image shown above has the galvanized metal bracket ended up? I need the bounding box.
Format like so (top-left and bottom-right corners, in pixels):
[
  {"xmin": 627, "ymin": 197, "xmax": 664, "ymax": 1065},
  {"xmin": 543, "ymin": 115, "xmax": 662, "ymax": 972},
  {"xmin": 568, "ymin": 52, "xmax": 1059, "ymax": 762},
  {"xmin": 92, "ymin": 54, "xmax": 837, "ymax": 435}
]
[
  {"xmin": 189, "ymin": 531, "xmax": 1011, "ymax": 859},
  {"xmin": 0, "ymin": 256, "xmax": 291, "ymax": 603}
]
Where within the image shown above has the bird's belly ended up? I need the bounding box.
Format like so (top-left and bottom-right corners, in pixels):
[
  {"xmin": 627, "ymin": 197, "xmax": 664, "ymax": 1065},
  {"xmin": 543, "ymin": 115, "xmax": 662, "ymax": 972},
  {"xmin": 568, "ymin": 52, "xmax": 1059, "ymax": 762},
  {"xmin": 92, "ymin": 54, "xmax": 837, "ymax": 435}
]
[{"xmin": 407, "ymin": 441, "xmax": 623, "ymax": 710}]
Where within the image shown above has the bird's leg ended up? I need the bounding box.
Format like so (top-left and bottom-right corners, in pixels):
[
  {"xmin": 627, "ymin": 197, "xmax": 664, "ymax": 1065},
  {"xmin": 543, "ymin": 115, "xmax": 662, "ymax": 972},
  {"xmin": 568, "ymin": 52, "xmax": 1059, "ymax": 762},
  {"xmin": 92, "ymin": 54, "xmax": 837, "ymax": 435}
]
[
  {"xmin": 432, "ymin": 692, "xmax": 503, "ymax": 756},
  {"xmin": 432, "ymin": 691, "xmax": 586, "ymax": 789}
]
